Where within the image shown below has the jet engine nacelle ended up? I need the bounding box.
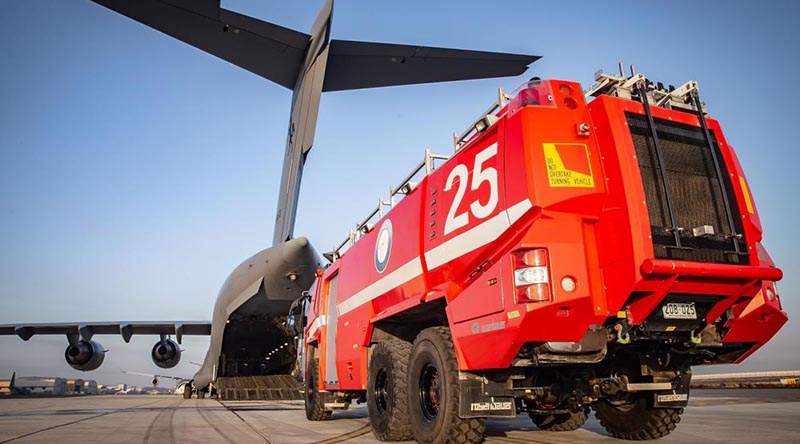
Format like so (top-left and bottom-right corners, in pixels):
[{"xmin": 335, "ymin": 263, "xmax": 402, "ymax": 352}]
[
  {"xmin": 65, "ymin": 340, "xmax": 105, "ymax": 371},
  {"xmin": 151, "ymin": 338, "xmax": 181, "ymax": 369}
]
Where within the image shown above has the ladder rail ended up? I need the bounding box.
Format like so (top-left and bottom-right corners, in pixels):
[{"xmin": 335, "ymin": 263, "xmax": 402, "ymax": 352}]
[
  {"xmin": 326, "ymin": 149, "xmax": 450, "ymax": 261},
  {"xmin": 454, "ymin": 88, "xmax": 510, "ymax": 149}
]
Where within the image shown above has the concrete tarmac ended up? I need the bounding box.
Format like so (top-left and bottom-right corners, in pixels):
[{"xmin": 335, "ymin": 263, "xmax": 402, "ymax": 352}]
[{"xmin": 0, "ymin": 389, "xmax": 797, "ymax": 443}]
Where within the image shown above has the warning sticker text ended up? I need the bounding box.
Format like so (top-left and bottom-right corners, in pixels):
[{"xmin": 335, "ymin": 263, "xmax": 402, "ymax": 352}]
[{"xmin": 543, "ymin": 143, "xmax": 595, "ymax": 188}]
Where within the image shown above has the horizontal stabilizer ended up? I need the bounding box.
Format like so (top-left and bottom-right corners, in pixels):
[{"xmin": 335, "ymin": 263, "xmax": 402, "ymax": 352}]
[
  {"xmin": 91, "ymin": 0, "xmax": 310, "ymax": 89},
  {"xmin": 91, "ymin": 1, "xmax": 538, "ymax": 93},
  {"xmin": 323, "ymin": 40, "xmax": 539, "ymax": 91}
]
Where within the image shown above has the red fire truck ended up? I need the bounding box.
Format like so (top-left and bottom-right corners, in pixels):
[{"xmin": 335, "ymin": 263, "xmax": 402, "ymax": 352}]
[{"xmin": 290, "ymin": 68, "xmax": 787, "ymax": 443}]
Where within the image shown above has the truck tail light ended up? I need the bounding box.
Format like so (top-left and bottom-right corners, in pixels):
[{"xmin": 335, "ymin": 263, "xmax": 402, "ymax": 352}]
[{"xmin": 513, "ymin": 249, "xmax": 551, "ymax": 303}]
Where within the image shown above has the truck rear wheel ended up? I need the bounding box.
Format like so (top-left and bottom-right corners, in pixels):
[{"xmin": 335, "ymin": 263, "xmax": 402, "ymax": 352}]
[
  {"xmin": 530, "ymin": 409, "xmax": 587, "ymax": 431},
  {"xmin": 408, "ymin": 327, "xmax": 485, "ymax": 444},
  {"xmin": 305, "ymin": 358, "xmax": 332, "ymax": 421},
  {"xmin": 593, "ymin": 396, "xmax": 682, "ymax": 440},
  {"xmin": 367, "ymin": 340, "xmax": 413, "ymax": 441}
]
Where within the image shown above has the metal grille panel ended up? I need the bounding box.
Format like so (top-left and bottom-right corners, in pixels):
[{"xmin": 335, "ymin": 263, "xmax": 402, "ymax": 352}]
[{"xmin": 627, "ymin": 113, "xmax": 747, "ymax": 264}]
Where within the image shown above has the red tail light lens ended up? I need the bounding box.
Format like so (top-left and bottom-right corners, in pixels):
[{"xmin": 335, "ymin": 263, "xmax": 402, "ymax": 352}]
[{"xmin": 513, "ymin": 249, "xmax": 551, "ymax": 303}]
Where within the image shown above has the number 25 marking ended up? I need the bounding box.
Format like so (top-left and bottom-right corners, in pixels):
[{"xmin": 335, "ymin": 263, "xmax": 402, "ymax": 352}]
[{"xmin": 443, "ymin": 143, "xmax": 499, "ymax": 235}]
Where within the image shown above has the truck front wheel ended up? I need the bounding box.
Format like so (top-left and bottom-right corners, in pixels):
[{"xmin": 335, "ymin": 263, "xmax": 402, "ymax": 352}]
[
  {"xmin": 305, "ymin": 358, "xmax": 332, "ymax": 421},
  {"xmin": 408, "ymin": 327, "xmax": 485, "ymax": 444},
  {"xmin": 367, "ymin": 340, "xmax": 413, "ymax": 441},
  {"xmin": 593, "ymin": 396, "xmax": 682, "ymax": 440},
  {"xmin": 530, "ymin": 408, "xmax": 588, "ymax": 431}
]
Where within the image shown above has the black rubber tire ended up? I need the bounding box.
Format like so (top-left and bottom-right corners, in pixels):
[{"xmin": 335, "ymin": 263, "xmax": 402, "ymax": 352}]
[
  {"xmin": 305, "ymin": 358, "xmax": 332, "ymax": 421},
  {"xmin": 593, "ymin": 397, "xmax": 683, "ymax": 440},
  {"xmin": 367, "ymin": 340, "xmax": 413, "ymax": 441},
  {"xmin": 530, "ymin": 409, "xmax": 588, "ymax": 431},
  {"xmin": 182, "ymin": 384, "xmax": 192, "ymax": 399},
  {"xmin": 408, "ymin": 327, "xmax": 485, "ymax": 444},
  {"xmin": 197, "ymin": 390, "xmax": 206, "ymax": 399}
]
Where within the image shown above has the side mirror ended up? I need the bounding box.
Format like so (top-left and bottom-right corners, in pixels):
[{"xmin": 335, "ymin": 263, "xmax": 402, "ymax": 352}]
[{"xmin": 287, "ymin": 292, "xmax": 310, "ymax": 336}]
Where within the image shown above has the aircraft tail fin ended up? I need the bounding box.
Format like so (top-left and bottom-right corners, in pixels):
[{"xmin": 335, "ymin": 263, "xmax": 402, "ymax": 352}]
[{"xmin": 89, "ymin": 0, "xmax": 538, "ymax": 245}]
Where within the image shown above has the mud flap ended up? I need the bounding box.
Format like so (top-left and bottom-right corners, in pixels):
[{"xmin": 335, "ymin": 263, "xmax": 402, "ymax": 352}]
[
  {"xmin": 458, "ymin": 379, "xmax": 516, "ymax": 418},
  {"xmin": 653, "ymin": 372, "xmax": 691, "ymax": 408}
]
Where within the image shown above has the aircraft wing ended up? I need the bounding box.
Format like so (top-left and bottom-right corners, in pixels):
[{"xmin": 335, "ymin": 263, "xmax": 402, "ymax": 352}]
[
  {"xmin": 121, "ymin": 369, "xmax": 187, "ymax": 381},
  {"xmin": 322, "ymin": 40, "xmax": 539, "ymax": 91},
  {"xmin": 0, "ymin": 321, "xmax": 211, "ymax": 344}
]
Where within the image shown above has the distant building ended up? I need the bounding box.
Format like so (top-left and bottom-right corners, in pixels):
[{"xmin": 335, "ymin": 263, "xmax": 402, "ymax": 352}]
[
  {"xmin": 98, "ymin": 383, "xmax": 127, "ymax": 395},
  {"xmin": 84, "ymin": 380, "xmax": 98, "ymax": 395},
  {"xmin": 0, "ymin": 379, "xmax": 11, "ymax": 395},
  {"xmin": 66, "ymin": 379, "xmax": 85, "ymax": 394},
  {"xmin": 142, "ymin": 386, "xmax": 172, "ymax": 395},
  {"xmin": 62, "ymin": 379, "xmax": 98, "ymax": 395},
  {"xmin": 15, "ymin": 377, "xmax": 67, "ymax": 395}
]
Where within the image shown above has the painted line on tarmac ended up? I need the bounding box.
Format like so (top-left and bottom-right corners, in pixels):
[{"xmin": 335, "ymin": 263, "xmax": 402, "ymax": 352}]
[
  {"xmin": 308, "ymin": 423, "xmax": 372, "ymax": 444},
  {"xmin": 225, "ymin": 403, "xmax": 276, "ymax": 444},
  {"xmin": 143, "ymin": 399, "xmax": 181, "ymax": 444},
  {"xmin": 485, "ymin": 434, "xmax": 550, "ymax": 444},
  {"xmin": 195, "ymin": 401, "xmax": 240, "ymax": 444},
  {"xmin": 0, "ymin": 398, "xmax": 165, "ymax": 444}
]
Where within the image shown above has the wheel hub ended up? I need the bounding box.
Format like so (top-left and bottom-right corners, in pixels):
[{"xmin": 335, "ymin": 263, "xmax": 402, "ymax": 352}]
[
  {"xmin": 419, "ymin": 363, "xmax": 441, "ymax": 420},
  {"xmin": 374, "ymin": 368, "xmax": 389, "ymax": 414}
]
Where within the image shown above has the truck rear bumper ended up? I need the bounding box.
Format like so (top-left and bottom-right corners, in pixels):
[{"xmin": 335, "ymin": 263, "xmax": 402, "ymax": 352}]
[{"xmin": 641, "ymin": 259, "xmax": 783, "ymax": 281}]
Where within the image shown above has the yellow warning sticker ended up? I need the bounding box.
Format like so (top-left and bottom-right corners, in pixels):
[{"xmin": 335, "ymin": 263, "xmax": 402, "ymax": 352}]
[
  {"xmin": 543, "ymin": 143, "xmax": 595, "ymax": 188},
  {"xmin": 739, "ymin": 177, "xmax": 754, "ymax": 213}
]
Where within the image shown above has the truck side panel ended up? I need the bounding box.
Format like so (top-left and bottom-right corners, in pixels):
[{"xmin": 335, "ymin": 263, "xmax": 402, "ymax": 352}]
[
  {"xmin": 422, "ymin": 124, "xmax": 511, "ymax": 323},
  {"xmin": 334, "ymin": 179, "xmax": 427, "ymax": 390}
]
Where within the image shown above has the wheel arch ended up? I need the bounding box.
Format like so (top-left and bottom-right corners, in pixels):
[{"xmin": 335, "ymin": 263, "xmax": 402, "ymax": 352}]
[{"xmin": 369, "ymin": 298, "xmax": 448, "ymax": 345}]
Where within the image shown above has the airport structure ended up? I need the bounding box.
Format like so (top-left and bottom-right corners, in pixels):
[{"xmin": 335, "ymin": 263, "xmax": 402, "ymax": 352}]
[
  {"xmin": 12, "ymin": 377, "xmax": 68, "ymax": 395},
  {"xmin": 0, "ymin": 380, "xmax": 11, "ymax": 395},
  {"xmin": 692, "ymin": 370, "xmax": 800, "ymax": 388}
]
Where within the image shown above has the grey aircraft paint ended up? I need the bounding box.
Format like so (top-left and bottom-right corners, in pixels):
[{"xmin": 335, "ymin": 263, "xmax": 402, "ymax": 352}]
[
  {"xmin": 192, "ymin": 237, "xmax": 320, "ymax": 389},
  {"xmin": 0, "ymin": 0, "xmax": 537, "ymax": 393}
]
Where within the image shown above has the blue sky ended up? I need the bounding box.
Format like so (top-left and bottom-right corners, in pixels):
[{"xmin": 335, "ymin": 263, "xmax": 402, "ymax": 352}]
[{"xmin": 1, "ymin": 0, "xmax": 798, "ymax": 386}]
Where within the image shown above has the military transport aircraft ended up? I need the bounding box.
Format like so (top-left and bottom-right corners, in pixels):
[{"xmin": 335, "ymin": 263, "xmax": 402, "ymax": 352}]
[{"xmin": 0, "ymin": 0, "xmax": 536, "ymax": 397}]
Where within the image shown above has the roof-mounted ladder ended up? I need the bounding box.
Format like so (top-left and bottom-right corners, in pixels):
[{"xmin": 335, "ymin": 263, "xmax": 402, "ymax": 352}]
[
  {"xmin": 324, "ymin": 149, "xmax": 450, "ymax": 262},
  {"xmin": 585, "ymin": 63, "xmax": 706, "ymax": 114},
  {"xmin": 453, "ymin": 88, "xmax": 511, "ymax": 150}
]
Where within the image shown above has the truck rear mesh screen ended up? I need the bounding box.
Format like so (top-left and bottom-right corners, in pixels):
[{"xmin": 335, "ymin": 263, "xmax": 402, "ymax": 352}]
[{"xmin": 626, "ymin": 113, "xmax": 748, "ymax": 265}]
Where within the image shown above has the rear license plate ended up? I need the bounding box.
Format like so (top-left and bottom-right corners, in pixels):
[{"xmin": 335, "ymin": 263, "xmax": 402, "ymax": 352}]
[{"xmin": 662, "ymin": 302, "xmax": 696, "ymax": 320}]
